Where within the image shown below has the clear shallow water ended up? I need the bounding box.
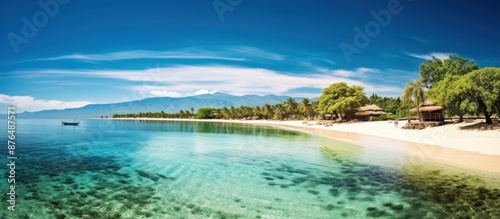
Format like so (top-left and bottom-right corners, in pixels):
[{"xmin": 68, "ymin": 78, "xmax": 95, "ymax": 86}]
[{"xmin": 0, "ymin": 119, "xmax": 499, "ymax": 219}]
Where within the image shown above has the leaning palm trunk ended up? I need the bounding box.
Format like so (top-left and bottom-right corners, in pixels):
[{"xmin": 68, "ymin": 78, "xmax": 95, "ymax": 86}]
[
  {"xmin": 407, "ymin": 109, "xmax": 411, "ymax": 123},
  {"xmin": 416, "ymin": 105, "xmax": 422, "ymax": 122},
  {"xmin": 402, "ymin": 79, "xmax": 425, "ymax": 123}
]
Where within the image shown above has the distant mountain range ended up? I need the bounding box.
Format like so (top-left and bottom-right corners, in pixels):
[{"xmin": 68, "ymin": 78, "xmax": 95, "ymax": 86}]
[{"xmin": 18, "ymin": 92, "xmax": 316, "ymax": 119}]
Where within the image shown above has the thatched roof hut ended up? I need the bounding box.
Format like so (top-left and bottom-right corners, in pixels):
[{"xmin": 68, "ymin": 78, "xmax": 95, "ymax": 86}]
[
  {"xmin": 357, "ymin": 104, "xmax": 385, "ymax": 115},
  {"xmin": 355, "ymin": 104, "xmax": 385, "ymax": 121},
  {"xmin": 410, "ymin": 100, "xmax": 444, "ymax": 112},
  {"xmin": 410, "ymin": 100, "xmax": 444, "ymax": 122}
]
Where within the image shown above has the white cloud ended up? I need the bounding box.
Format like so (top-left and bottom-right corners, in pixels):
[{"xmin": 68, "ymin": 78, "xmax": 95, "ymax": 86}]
[
  {"xmin": 17, "ymin": 65, "xmax": 401, "ymax": 98},
  {"xmin": 228, "ymin": 46, "xmax": 284, "ymax": 61},
  {"xmin": 34, "ymin": 49, "xmax": 245, "ymax": 62},
  {"xmin": 148, "ymin": 90, "xmax": 182, "ymax": 97},
  {"xmin": 30, "ymin": 46, "xmax": 289, "ymax": 63},
  {"xmin": 0, "ymin": 94, "xmax": 91, "ymax": 112},
  {"xmin": 306, "ymin": 58, "xmax": 336, "ymax": 66},
  {"xmin": 408, "ymin": 52, "xmax": 452, "ymax": 60},
  {"xmin": 330, "ymin": 67, "xmax": 378, "ymax": 78},
  {"xmin": 195, "ymin": 89, "xmax": 220, "ymax": 95}
]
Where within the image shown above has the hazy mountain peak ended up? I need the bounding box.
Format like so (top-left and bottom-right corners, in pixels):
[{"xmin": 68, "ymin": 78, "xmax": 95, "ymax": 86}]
[{"xmin": 18, "ymin": 93, "xmax": 312, "ymax": 119}]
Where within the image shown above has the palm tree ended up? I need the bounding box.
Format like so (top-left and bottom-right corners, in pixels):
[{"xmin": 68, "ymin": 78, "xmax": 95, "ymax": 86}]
[
  {"xmin": 402, "ymin": 79, "xmax": 425, "ymax": 122},
  {"xmin": 311, "ymin": 101, "xmax": 319, "ymax": 119},
  {"xmin": 214, "ymin": 108, "xmax": 222, "ymax": 119},
  {"xmin": 283, "ymin": 97, "xmax": 298, "ymax": 120},
  {"xmin": 221, "ymin": 107, "xmax": 230, "ymax": 119},
  {"xmin": 239, "ymin": 106, "xmax": 253, "ymax": 119},
  {"xmin": 252, "ymin": 106, "xmax": 262, "ymax": 119},
  {"xmin": 262, "ymin": 104, "xmax": 273, "ymax": 119},
  {"xmin": 229, "ymin": 106, "xmax": 237, "ymax": 119},
  {"xmin": 299, "ymin": 98, "xmax": 314, "ymax": 119},
  {"xmin": 273, "ymin": 104, "xmax": 286, "ymax": 120}
]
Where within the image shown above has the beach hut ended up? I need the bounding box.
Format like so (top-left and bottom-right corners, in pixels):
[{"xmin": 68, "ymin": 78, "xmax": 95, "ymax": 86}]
[
  {"xmin": 410, "ymin": 100, "xmax": 444, "ymax": 122},
  {"xmin": 355, "ymin": 104, "xmax": 386, "ymax": 121},
  {"xmin": 324, "ymin": 114, "xmax": 334, "ymax": 120}
]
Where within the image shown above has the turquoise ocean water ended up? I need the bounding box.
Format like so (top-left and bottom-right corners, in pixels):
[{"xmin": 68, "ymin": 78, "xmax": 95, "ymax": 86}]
[{"xmin": 0, "ymin": 119, "xmax": 499, "ymax": 219}]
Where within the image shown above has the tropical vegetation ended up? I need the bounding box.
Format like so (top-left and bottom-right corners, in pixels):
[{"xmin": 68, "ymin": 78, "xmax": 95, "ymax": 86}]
[
  {"xmin": 113, "ymin": 55, "xmax": 499, "ymax": 124},
  {"xmin": 422, "ymin": 56, "xmax": 499, "ymax": 124},
  {"xmin": 402, "ymin": 79, "xmax": 426, "ymax": 121},
  {"xmin": 317, "ymin": 82, "xmax": 368, "ymax": 121}
]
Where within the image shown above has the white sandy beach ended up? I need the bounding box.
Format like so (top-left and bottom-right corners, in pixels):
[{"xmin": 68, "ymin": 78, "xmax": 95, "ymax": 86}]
[
  {"xmin": 282, "ymin": 120, "xmax": 500, "ymax": 155},
  {"xmin": 112, "ymin": 118, "xmax": 500, "ymax": 172}
]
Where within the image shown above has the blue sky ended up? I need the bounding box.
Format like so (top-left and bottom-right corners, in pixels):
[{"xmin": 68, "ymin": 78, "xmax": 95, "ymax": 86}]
[{"xmin": 1, "ymin": 0, "xmax": 499, "ymax": 112}]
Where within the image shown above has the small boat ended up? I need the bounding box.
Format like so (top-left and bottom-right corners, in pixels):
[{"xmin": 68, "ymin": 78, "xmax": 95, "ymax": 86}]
[{"xmin": 62, "ymin": 121, "xmax": 80, "ymax": 126}]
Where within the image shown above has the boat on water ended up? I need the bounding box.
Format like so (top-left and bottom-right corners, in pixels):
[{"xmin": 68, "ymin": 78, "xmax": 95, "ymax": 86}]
[{"xmin": 62, "ymin": 121, "xmax": 80, "ymax": 126}]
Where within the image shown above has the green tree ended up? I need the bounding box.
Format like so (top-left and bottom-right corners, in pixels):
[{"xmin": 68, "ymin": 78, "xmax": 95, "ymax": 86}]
[
  {"xmin": 261, "ymin": 104, "xmax": 273, "ymax": 119},
  {"xmin": 460, "ymin": 68, "xmax": 500, "ymax": 124},
  {"xmin": 213, "ymin": 108, "xmax": 222, "ymax": 119},
  {"xmin": 195, "ymin": 107, "xmax": 216, "ymax": 119},
  {"xmin": 419, "ymin": 54, "xmax": 479, "ymax": 88},
  {"xmin": 299, "ymin": 98, "xmax": 315, "ymax": 120},
  {"xmin": 318, "ymin": 82, "xmax": 368, "ymax": 121},
  {"xmin": 385, "ymin": 97, "xmax": 402, "ymax": 115},
  {"xmin": 402, "ymin": 79, "xmax": 425, "ymax": 122},
  {"xmin": 368, "ymin": 94, "xmax": 402, "ymax": 115},
  {"xmin": 369, "ymin": 93, "xmax": 381, "ymax": 105},
  {"xmin": 253, "ymin": 106, "xmax": 262, "ymax": 119},
  {"xmin": 312, "ymin": 101, "xmax": 319, "ymax": 118},
  {"xmin": 427, "ymin": 74, "xmax": 475, "ymax": 122},
  {"xmin": 221, "ymin": 107, "xmax": 230, "ymax": 119},
  {"xmin": 239, "ymin": 106, "xmax": 253, "ymax": 119},
  {"xmin": 283, "ymin": 97, "xmax": 298, "ymax": 119},
  {"xmin": 273, "ymin": 104, "xmax": 286, "ymax": 120},
  {"xmin": 229, "ymin": 106, "xmax": 237, "ymax": 119}
]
